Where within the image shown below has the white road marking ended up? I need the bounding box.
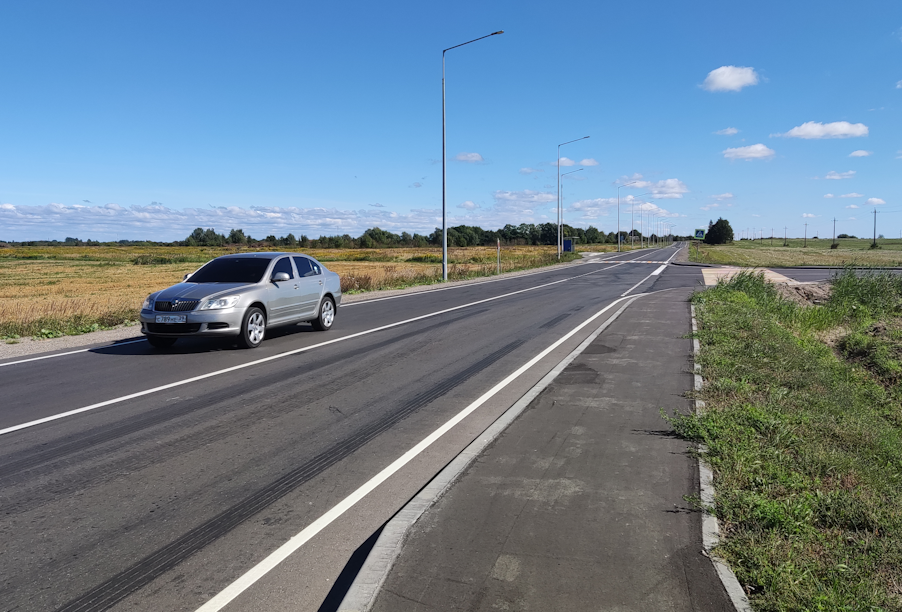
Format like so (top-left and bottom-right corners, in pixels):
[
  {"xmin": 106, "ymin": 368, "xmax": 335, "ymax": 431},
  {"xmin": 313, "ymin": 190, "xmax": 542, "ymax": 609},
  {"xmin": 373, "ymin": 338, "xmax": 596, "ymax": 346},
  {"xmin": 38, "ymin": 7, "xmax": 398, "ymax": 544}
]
[
  {"xmin": 193, "ymin": 292, "xmax": 647, "ymax": 612},
  {"xmin": 0, "ymin": 339, "xmax": 146, "ymax": 369},
  {"xmin": 651, "ymin": 264, "xmax": 668, "ymax": 276},
  {"xmin": 0, "ymin": 262, "xmax": 629, "ymax": 436},
  {"xmin": 621, "ymin": 265, "xmax": 667, "ymax": 296}
]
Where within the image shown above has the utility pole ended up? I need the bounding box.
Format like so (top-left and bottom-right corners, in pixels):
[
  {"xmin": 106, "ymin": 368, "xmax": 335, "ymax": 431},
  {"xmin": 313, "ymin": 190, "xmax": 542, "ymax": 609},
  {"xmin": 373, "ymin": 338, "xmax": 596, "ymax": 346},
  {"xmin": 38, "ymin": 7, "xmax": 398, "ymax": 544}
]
[
  {"xmin": 784, "ymin": 226, "xmax": 788, "ymax": 247},
  {"xmin": 771, "ymin": 228, "xmax": 773, "ymax": 247},
  {"xmin": 804, "ymin": 223, "xmax": 807, "ymax": 248},
  {"xmin": 833, "ymin": 217, "xmax": 837, "ymax": 247},
  {"xmin": 873, "ymin": 208, "xmax": 878, "ymax": 248}
]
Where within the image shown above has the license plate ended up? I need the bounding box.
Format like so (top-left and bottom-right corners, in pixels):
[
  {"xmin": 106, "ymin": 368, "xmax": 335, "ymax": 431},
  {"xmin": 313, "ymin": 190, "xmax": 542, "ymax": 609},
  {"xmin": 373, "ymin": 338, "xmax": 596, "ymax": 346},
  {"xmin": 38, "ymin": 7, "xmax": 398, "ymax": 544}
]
[{"xmin": 155, "ymin": 315, "xmax": 187, "ymax": 324}]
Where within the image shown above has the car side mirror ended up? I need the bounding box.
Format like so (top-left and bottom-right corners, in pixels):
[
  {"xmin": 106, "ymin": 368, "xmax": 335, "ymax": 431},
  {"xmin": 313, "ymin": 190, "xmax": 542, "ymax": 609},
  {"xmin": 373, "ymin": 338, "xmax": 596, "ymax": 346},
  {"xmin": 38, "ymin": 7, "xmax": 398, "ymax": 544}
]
[
  {"xmin": 272, "ymin": 272, "xmax": 290, "ymax": 282},
  {"xmin": 183, "ymin": 273, "xmax": 192, "ymax": 281}
]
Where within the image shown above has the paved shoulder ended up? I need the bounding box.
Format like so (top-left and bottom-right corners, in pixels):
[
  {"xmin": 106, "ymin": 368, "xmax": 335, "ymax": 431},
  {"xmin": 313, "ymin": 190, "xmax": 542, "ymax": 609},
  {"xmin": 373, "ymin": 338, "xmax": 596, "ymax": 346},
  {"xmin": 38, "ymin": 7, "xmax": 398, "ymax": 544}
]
[{"xmin": 369, "ymin": 288, "xmax": 733, "ymax": 611}]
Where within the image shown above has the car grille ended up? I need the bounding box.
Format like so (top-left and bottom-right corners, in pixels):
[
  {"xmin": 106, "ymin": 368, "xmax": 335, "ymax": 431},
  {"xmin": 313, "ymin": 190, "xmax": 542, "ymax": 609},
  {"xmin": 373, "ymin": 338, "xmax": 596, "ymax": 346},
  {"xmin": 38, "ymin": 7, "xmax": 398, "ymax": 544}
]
[
  {"xmin": 154, "ymin": 300, "xmax": 199, "ymax": 312},
  {"xmin": 146, "ymin": 323, "xmax": 202, "ymax": 334}
]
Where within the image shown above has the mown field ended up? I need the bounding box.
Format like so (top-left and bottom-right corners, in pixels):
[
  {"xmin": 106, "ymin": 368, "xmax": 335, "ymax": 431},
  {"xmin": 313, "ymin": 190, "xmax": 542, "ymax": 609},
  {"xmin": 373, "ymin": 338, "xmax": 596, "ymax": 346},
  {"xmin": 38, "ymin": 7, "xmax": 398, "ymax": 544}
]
[
  {"xmin": 0, "ymin": 245, "xmax": 611, "ymax": 339},
  {"xmin": 674, "ymin": 271, "xmax": 902, "ymax": 611},
  {"xmin": 690, "ymin": 238, "xmax": 902, "ymax": 267}
]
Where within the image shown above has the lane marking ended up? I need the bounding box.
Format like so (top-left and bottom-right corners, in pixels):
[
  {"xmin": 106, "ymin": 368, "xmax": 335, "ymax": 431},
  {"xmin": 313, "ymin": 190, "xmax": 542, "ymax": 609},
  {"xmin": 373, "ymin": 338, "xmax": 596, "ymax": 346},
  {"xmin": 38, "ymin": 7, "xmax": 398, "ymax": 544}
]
[
  {"xmin": 193, "ymin": 291, "xmax": 647, "ymax": 612},
  {"xmin": 0, "ymin": 262, "xmax": 631, "ymax": 436},
  {"xmin": 651, "ymin": 264, "xmax": 668, "ymax": 276},
  {"xmin": 621, "ymin": 264, "xmax": 667, "ymax": 296},
  {"xmin": 0, "ymin": 339, "xmax": 146, "ymax": 368}
]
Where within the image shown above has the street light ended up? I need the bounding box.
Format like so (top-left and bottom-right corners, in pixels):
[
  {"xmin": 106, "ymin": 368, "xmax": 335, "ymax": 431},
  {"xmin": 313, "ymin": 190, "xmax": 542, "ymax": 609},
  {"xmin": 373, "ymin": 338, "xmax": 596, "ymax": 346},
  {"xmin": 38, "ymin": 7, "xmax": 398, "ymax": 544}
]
[
  {"xmin": 629, "ymin": 192, "xmax": 653, "ymax": 249},
  {"xmin": 616, "ymin": 181, "xmax": 638, "ymax": 251},
  {"xmin": 558, "ymin": 136, "xmax": 589, "ymax": 258},
  {"xmin": 442, "ymin": 30, "xmax": 504, "ymax": 281},
  {"xmin": 560, "ymin": 168, "xmax": 583, "ymax": 251}
]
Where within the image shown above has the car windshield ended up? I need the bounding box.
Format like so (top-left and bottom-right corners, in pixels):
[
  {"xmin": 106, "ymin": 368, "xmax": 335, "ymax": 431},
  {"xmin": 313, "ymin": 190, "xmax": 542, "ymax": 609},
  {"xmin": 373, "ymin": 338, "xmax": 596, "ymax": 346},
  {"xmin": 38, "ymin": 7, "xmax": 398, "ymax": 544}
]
[{"xmin": 188, "ymin": 257, "xmax": 272, "ymax": 283}]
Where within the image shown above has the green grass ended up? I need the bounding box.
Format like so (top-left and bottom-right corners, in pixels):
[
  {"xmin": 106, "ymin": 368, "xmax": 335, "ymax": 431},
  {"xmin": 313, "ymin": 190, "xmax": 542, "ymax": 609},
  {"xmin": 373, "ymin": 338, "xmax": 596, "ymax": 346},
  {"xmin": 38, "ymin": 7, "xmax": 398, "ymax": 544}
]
[
  {"xmin": 689, "ymin": 239, "xmax": 902, "ymax": 268},
  {"xmin": 670, "ymin": 271, "xmax": 902, "ymax": 611}
]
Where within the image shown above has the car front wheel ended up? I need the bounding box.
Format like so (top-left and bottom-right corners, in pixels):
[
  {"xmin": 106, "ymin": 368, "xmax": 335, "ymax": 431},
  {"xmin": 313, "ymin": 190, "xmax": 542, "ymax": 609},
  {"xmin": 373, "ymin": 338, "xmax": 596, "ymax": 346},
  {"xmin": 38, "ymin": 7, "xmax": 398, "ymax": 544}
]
[
  {"xmin": 238, "ymin": 306, "xmax": 266, "ymax": 348},
  {"xmin": 311, "ymin": 297, "xmax": 335, "ymax": 331}
]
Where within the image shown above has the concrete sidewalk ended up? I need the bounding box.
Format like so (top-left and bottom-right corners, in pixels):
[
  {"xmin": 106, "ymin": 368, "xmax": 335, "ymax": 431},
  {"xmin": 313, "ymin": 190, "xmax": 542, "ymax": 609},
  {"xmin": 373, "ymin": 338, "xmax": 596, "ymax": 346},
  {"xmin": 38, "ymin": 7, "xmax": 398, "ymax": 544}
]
[{"xmin": 368, "ymin": 288, "xmax": 733, "ymax": 611}]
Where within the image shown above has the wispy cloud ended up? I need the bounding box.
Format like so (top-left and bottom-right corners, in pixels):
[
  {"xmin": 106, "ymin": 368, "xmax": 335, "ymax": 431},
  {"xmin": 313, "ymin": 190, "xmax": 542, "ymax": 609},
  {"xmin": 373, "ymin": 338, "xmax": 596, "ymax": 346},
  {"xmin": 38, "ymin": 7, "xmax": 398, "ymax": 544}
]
[
  {"xmin": 700, "ymin": 203, "xmax": 720, "ymax": 211},
  {"xmin": 774, "ymin": 121, "xmax": 868, "ymax": 139},
  {"xmin": 866, "ymin": 198, "xmax": 886, "ymax": 205},
  {"xmin": 723, "ymin": 144, "xmax": 775, "ymax": 160},
  {"xmin": 579, "ymin": 158, "xmax": 599, "ymax": 166},
  {"xmin": 617, "ymin": 174, "xmax": 690, "ymax": 198},
  {"xmin": 846, "ymin": 204, "xmax": 859, "ymax": 209},
  {"xmin": 455, "ymin": 152, "xmax": 484, "ymax": 163},
  {"xmin": 897, "ymin": 80, "xmax": 902, "ymax": 89},
  {"xmin": 519, "ymin": 167, "xmax": 544, "ymax": 175},
  {"xmin": 492, "ymin": 190, "xmax": 556, "ymax": 213},
  {"xmin": 824, "ymin": 194, "xmax": 835, "ymax": 198},
  {"xmin": 409, "ymin": 182, "xmax": 422, "ymax": 188},
  {"xmin": 457, "ymin": 201, "xmax": 480, "ymax": 210},
  {"xmin": 369, "ymin": 202, "xmax": 384, "ymax": 207},
  {"xmin": 702, "ymin": 66, "xmax": 759, "ymax": 92},
  {"xmin": 839, "ymin": 192, "xmax": 864, "ymax": 198},
  {"xmin": 849, "ymin": 150, "xmax": 872, "ymax": 157},
  {"xmin": 825, "ymin": 170, "xmax": 856, "ymax": 180},
  {"xmin": 557, "ymin": 157, "xmax": 577, "ymax": 167},
  {"xmin": 712, "ymin": 193, "xmax": 734, "ymax": 200},
  {"xmin": 714, "ymin": 128, "xmax": 739, "ymax": 136},
  {"xmin": 802, "ymin": 213, "xmax": 817, "ymax": 218}
]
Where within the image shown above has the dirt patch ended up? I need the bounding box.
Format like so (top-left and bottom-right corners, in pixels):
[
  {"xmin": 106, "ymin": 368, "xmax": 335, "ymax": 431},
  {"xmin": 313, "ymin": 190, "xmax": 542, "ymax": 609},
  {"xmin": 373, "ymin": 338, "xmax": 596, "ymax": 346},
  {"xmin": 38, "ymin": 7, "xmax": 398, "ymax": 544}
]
[{"xmin": 777, "ymin": 282, "xmax": 831, "ymax": 306}]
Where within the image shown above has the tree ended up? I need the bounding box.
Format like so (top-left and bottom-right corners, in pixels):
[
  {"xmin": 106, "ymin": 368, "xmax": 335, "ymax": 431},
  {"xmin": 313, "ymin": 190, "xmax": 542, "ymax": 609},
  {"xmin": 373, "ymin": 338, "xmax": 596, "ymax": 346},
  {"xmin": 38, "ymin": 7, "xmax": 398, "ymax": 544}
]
[{"xmin": 704, "ymin": 218, "xmax": 734, "ymax": 245}]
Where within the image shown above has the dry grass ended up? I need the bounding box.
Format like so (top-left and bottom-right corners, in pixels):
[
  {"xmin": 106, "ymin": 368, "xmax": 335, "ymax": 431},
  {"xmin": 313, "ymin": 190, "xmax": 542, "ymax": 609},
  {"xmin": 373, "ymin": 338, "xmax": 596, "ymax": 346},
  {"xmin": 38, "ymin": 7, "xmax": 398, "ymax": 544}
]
[
  {"xmin": 692, "ymin": 239, "xmax": 902, "ymax": 267},
  {"xmin": 0, "ymin": 246, "xmax": 579, "ymax": 338}
]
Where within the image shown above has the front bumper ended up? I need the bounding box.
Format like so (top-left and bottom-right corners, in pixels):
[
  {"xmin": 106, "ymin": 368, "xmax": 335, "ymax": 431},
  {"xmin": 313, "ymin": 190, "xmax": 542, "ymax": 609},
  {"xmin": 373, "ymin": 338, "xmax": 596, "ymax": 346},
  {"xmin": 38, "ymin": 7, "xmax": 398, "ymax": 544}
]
[{"xmin": 140, "ymin": 308, "xmax": 245, "ymax": 337}]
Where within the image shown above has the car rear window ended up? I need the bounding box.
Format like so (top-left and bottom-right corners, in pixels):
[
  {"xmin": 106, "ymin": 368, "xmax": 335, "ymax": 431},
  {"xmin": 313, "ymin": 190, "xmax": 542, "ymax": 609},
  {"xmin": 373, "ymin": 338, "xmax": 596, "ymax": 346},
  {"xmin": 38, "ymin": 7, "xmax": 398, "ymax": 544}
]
[
  {"xmin": 293, "ymin": 256, "xmax": 320, "ymax": 277},
  {"xmin": 189, "ymin": 257, "xmax": 272, "ymax": 283}
]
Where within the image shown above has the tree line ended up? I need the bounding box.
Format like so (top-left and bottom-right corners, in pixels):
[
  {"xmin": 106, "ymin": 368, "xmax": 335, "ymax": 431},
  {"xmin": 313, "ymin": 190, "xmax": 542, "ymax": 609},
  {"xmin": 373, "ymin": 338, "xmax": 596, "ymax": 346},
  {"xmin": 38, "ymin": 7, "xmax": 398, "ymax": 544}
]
[{"xmin": 6, "ymin": 223, "xmax": 690, "ymax": 249}]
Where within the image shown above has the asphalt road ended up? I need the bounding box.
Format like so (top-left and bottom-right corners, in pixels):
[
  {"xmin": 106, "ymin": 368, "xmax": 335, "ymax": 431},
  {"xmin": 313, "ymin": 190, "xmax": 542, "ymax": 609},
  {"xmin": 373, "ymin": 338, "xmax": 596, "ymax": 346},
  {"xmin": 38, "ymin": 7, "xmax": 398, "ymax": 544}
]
[{"xmin": 0, "ymin": 245, "xmax": 700, "ymax": 612}]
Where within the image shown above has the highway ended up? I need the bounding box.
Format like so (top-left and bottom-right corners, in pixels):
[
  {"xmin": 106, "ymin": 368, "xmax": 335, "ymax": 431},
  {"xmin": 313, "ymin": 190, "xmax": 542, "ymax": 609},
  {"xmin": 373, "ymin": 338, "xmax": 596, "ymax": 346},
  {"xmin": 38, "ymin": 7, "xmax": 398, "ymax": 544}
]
[{"xmin": 1, "ymin": 245, "xmax": 699, "ymax": 612}]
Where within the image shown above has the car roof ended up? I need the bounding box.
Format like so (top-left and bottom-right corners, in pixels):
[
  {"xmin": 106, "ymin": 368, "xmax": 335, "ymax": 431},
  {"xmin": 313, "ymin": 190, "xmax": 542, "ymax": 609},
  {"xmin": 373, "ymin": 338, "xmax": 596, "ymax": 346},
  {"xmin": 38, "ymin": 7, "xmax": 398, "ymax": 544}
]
[{"xmin": 217, "ymin": 252, "xmax": 306, "ymax": 259}]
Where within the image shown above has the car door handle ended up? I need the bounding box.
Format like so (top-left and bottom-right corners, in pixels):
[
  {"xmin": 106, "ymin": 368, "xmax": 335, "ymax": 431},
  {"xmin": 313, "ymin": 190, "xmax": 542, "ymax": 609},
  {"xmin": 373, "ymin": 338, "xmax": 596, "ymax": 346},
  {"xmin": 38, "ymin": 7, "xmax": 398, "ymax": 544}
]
[
  {"xmin": 293, "ymin": 284, "xmax": 299, "ymax": 289},
  {"xmin": 318, "ymin": 280, "xmax": 323, "ymax": 285}
]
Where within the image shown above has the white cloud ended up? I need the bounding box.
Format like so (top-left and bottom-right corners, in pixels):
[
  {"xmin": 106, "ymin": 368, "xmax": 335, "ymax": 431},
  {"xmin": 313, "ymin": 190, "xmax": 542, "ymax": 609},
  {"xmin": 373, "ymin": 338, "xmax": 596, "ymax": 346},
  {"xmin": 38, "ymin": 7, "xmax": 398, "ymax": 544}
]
[
  {"xmin": 410, "ymin": 182, "xmax": 422, "ymax": 188},
  {"xmin": 722, "ymin": 144, "xmax": 775, "ymax": 160},
  {"xmin": 848, "ymin": 217, "xmax": 857, "ymax": 220},
  {"xmin": 775, "ymin": 121, "xmax": 868, "ymax": 139},
  {"xmin": 866, "ymin": 198, "xmax": 886, "ymax": 205},
  {"xmin": 702, "ymin": 66, "xmax": 759, "ymax": 92},
  {"xmin": 579, "ymin": 158, "xmax": 599, "ymax": 166},
  {"xmin": 455, "ymin": 152, "xmax": 484, "ymax": 163},
  {"xmin": 846, "ymin": 204, "xmax": 859, "ymax": 209},
  {"xmin": 849, "ymin": 150, "xmax": 872, "ymax": 157},
  {"xmin": 825, "ymin": 170, "xmax": 856, "ymax": 180},
  {"xmin": 369, "ymin": 202, "xmax": 384, "ymax": 207},
  {"xmin": 519, "ymin": 167, "xmax": 543, "ymax": 175},
  {"xmin": 824, "ymin": 194, "xmax": 835, "ymax": 198},
  {"xmin": 491, "ymin": 190, "xmax": 556, "ymax": 213},
  {"xmin": 715, "ymin": 127, "xmax": 739, "ymax": 136},
  {"xmin": 557, "ymin": 157, "xmax": 577, "ymax": 167},
  {"xmin": 620, "ymin": 176, "xmax": 690, "ymax": 199},
  {"xmin": 700, "ymin": 203, "xmax": 720, "ymax": 211},
  {"xmin": 802, "ymin": 213, "xmax": 817, "ymax": 218},
  {"xmin": 712, "ymin": 193, "xmax": 734, "ymax": 200},
  {"xmin": 458, "ymin": 200, "xmax": 480, "ymax": 210},
  {"xmin": 839, "ymin": 193, "xmax": 864, "ymax": 198},
  {"xmin": 896, "ymin": 80, "xmax": 902, "ymax": 89}
]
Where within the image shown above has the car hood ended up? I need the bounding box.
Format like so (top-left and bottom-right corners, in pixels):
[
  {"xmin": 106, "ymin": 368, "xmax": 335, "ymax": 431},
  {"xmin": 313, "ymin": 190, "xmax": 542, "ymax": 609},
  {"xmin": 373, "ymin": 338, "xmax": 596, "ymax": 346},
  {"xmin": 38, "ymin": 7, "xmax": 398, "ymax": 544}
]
[{"xmin": 155, "ymin": 283, "xmax": 257, "ymax": 301}]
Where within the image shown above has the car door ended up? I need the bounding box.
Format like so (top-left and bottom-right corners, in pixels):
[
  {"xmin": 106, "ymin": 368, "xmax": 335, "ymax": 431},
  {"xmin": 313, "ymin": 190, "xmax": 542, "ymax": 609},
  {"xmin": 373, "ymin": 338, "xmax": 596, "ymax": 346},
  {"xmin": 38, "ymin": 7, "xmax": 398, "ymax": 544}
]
[
  {"xmin": 292, "ymin": 256, "xmax": 325, "ymax": 317},
  {"xmin": 265, "ymin": 256, "xmax": 302, "ymax": 324}
]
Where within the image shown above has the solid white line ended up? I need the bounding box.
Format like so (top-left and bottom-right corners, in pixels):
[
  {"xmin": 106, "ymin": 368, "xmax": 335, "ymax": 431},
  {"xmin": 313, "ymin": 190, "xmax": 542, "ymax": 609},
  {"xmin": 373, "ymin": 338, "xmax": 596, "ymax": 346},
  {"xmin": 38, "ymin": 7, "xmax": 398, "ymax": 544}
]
[
  {"xmin": 193, "ymin": 291, "xmax": 646, "ymax": 612},
  {"xmin": 621, "ymin": 265, "xmax": 666, "ymax": 296},
  {"xmin": 0, "ymin": 262, "xmax": 627, "ymax": 436},
  {"xmin": 651, "ymin": 264, "xmax": 667, "ymax": 276},
  {"xmin": 0, "ymin": 339, "xmax": 146, "ymax": 368}
]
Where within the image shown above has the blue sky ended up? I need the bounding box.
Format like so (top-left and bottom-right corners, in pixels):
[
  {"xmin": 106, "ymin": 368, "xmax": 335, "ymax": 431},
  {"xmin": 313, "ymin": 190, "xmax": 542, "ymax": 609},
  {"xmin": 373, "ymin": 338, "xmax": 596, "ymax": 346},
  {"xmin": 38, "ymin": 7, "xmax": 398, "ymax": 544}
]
[{"xmin": 1, "ymin": 0, "xmax": 900, "ymax": 241}]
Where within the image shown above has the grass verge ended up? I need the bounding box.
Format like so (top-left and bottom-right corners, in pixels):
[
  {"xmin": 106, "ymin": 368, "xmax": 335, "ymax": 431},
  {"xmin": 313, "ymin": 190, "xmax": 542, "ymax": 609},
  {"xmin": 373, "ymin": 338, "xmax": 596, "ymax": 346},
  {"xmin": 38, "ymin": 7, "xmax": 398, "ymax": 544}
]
[{"xmin": 669, "ymin": 270, "xmax": 902, "ymax": 611}]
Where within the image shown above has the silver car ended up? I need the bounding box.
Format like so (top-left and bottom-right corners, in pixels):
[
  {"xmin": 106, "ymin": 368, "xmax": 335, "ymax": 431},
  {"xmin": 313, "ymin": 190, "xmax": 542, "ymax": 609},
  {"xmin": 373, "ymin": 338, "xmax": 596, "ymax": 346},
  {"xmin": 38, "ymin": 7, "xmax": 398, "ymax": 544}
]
[{"xmin": 140, "ymin": 252, "xmax": 342, "ymax": 349}]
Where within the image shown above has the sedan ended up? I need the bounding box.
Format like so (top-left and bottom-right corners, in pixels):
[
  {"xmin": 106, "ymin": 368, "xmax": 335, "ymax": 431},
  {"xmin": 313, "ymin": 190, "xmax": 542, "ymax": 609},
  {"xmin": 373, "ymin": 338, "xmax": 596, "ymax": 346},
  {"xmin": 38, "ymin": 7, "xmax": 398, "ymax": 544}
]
[{"xmin": 140, "ymin": 252, "xmax": 341, "ymax": 349}]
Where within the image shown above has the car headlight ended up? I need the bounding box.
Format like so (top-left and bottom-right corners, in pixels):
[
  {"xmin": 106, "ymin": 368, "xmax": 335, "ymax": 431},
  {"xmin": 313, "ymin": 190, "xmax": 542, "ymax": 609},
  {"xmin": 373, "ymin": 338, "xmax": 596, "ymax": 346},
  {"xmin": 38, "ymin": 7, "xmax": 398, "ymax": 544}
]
[
  {"xmin": 142, "ymin": 295, "xmax": 155, "ymax": 310},
  {"xmin": 198, "ymin": 295, "xmax": 240, "ymax": 310}
]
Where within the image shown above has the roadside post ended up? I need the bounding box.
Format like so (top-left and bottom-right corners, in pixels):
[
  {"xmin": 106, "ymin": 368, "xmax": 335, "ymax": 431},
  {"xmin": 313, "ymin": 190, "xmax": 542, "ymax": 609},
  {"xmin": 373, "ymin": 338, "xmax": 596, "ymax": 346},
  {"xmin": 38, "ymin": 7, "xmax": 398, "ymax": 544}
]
[{"xmin": 497, "ymin": 238, "xmax": 501, "ymax": 274}]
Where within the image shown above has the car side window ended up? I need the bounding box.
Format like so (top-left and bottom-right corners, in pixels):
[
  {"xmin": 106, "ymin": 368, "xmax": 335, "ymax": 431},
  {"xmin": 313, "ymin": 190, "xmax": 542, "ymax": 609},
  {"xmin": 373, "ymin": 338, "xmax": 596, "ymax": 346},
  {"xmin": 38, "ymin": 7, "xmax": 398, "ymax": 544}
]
[
  {"xmin": 272, "ymin": 257, "xmax": 294, "ymax": 279},
  {"xmin": 310, "ymin": 261, "xmax": 322, "ymax": 275},
  {"xmin": 293, "ymin": 257, "xmax": 313, "ymax": 277}
]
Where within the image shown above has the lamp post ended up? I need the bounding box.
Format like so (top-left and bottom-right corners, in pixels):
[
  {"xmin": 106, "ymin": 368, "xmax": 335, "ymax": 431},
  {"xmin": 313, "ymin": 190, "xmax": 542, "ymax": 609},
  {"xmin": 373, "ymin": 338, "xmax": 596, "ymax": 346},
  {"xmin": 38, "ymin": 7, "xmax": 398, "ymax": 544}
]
[
  {"xmin": 557, "ymin": 136, "xmax": 589, "ymax": 258},
  {"xmin": 629, "ymin": 192, "xmax": 653, "ymax": 249},
  {"xmin": 616, "ymin": 181, "xmax": 638, "ymax": 252},
  {"xmin": 443, "ymin": 30, "xmax": 504, "ymax": 281},
  {"xmin": 560, "ymin": 168, "xmax": 583, "ymax": 251}
]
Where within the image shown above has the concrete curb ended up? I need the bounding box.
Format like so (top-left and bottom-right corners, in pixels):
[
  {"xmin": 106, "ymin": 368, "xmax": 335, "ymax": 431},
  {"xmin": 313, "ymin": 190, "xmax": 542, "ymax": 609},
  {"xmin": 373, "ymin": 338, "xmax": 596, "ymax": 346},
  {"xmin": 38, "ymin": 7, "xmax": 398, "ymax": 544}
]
[
  {"xmin": 336, "ymin": 295, "xmax": 643, "ymax": 612},
  {"xmin": 690, "ymin": 304, "xmax": 753, "ymax": 612}
]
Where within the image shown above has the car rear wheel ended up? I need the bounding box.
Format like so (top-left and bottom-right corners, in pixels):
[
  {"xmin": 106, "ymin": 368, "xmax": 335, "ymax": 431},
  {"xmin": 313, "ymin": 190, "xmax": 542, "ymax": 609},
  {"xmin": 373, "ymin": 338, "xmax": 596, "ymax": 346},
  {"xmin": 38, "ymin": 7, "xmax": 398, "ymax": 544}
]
[
  {"xmin": 146, "ymin": 335, "xmax": 178, "ymax": 348},
  {"xmin": 238, "ymin": 306, "xmax": 266, "ymax": 349},
  {"xmin": 311, "ymin": 297, "xmax": 335, "ymax": 331}
]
